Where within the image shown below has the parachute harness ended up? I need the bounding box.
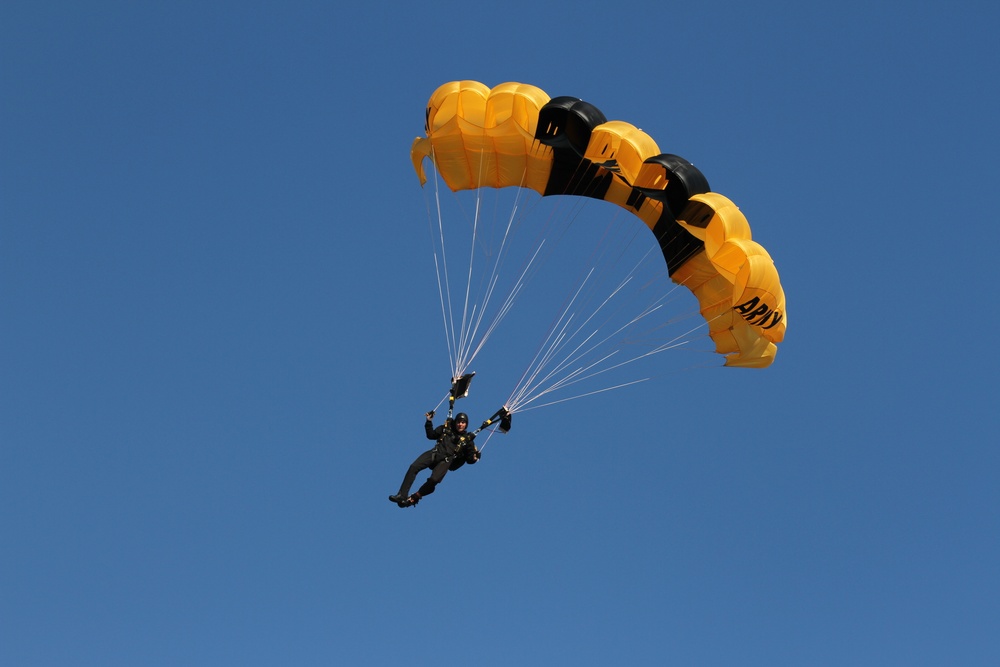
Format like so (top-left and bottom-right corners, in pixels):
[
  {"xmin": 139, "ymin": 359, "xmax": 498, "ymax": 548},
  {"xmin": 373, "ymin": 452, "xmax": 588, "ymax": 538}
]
[{"xmin": 425, "ymin": 374, "xmax": 512, "ymax": 454}]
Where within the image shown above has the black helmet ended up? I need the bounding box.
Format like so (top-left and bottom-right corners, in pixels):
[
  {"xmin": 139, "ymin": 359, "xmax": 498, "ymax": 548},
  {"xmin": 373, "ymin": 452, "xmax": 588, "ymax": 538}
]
[{"xmin": 455, "ymin": 412, "xmax": 469, "ymax": 424}]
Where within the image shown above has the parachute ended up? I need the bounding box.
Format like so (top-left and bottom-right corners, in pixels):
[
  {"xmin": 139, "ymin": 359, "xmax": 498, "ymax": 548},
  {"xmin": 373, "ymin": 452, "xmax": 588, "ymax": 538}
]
[{"xmin": 411, "ymin": 80, "xmax": 786, "ymax": 369}]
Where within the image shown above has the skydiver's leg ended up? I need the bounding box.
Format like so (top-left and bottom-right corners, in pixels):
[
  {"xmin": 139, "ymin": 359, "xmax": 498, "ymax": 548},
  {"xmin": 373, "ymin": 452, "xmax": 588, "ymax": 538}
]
[
  {"xmin": 394, "ymin": 450, "xmax": 434, "ymax": 499},
  {"xmin": 415, "ymin": 459, "xmax": 451, "ymax": 498}
]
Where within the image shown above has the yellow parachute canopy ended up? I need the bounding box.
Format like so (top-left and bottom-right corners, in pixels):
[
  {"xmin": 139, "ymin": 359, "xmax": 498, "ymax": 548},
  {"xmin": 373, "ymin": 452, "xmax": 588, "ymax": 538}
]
[{"xmin": 412, "ymin": 80, "xmax": 786, "ymax": 368}]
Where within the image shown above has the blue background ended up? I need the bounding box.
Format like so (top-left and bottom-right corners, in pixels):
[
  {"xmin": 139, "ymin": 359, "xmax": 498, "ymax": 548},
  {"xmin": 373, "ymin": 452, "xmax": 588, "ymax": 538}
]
[{"xmin": 3, "ymin": 2, "xmax": 997, "ymax": 665}]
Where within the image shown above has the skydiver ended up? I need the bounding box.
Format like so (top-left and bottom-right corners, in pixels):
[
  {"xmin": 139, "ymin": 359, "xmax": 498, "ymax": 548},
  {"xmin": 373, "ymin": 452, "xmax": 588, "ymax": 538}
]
[{"xmin": 388, "ymin": 411, "xmax": 480, "ymax": 508}]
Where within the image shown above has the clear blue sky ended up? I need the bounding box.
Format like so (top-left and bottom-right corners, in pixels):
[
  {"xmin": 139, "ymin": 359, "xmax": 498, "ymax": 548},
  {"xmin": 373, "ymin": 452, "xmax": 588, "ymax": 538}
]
[{"xmin": 3, "ymin": 2, "xmax": 998, "ymax": 666}]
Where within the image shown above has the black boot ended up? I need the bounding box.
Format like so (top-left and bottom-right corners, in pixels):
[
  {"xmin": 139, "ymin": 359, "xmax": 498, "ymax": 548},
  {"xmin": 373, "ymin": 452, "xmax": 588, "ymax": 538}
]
[{"xmin": 388, "ymin": 494, "xmax": 408, "ymax": 508}]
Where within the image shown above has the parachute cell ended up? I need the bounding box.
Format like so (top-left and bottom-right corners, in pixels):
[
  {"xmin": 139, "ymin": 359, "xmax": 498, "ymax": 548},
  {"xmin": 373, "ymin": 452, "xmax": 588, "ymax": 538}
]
[{"xmin": 412, "ymin": 81, "xmax": 786, "ymax": 368}]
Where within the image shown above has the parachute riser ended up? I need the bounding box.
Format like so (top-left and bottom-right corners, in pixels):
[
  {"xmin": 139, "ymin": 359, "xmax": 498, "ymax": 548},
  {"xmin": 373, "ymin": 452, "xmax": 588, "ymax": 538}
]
[
  {"xmin": 427, "ymin": 372, "xmax": 477, "ymax": 433},
  {"xmin": 475, "ymin": 407, "xmax": 512, "ymax": 435},
  {"xmin": 449, "ymin": 372, "xmax": 474, "ymax": 425}
]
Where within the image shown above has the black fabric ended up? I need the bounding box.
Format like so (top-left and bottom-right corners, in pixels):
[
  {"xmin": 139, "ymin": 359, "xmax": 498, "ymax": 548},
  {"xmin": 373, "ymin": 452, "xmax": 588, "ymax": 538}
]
[
  {"xmin": 395, "ymin": 448, "xmax": 451, "ymax": 499},
  {"xmin": 423, "ymin": 420, "xmax": 477, "ymax": 461}
]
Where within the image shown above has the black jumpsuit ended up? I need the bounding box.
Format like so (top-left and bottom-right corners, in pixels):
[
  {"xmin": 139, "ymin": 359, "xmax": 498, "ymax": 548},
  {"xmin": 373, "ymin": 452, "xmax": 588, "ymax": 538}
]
[{"xmin": 394, "ymin": 419, "xmax": 478, "ymax": 499}]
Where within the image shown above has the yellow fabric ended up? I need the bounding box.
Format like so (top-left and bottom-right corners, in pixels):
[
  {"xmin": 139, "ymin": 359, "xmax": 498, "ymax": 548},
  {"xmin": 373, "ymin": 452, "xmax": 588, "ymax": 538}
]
[
  {"xmin": 412, "ymin": 81, "xmax": 787, "ymax": 368},
  {"xmin": 675, "ymin": 193, "xmax": 787, "ymax": 350},
  {"xmin": 411, "ymin": 80, "xmax": 552, "ymax": 193},
  {"xmin": 584, "ymin": 120, "xmax": 660, "ymax": 185}
]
